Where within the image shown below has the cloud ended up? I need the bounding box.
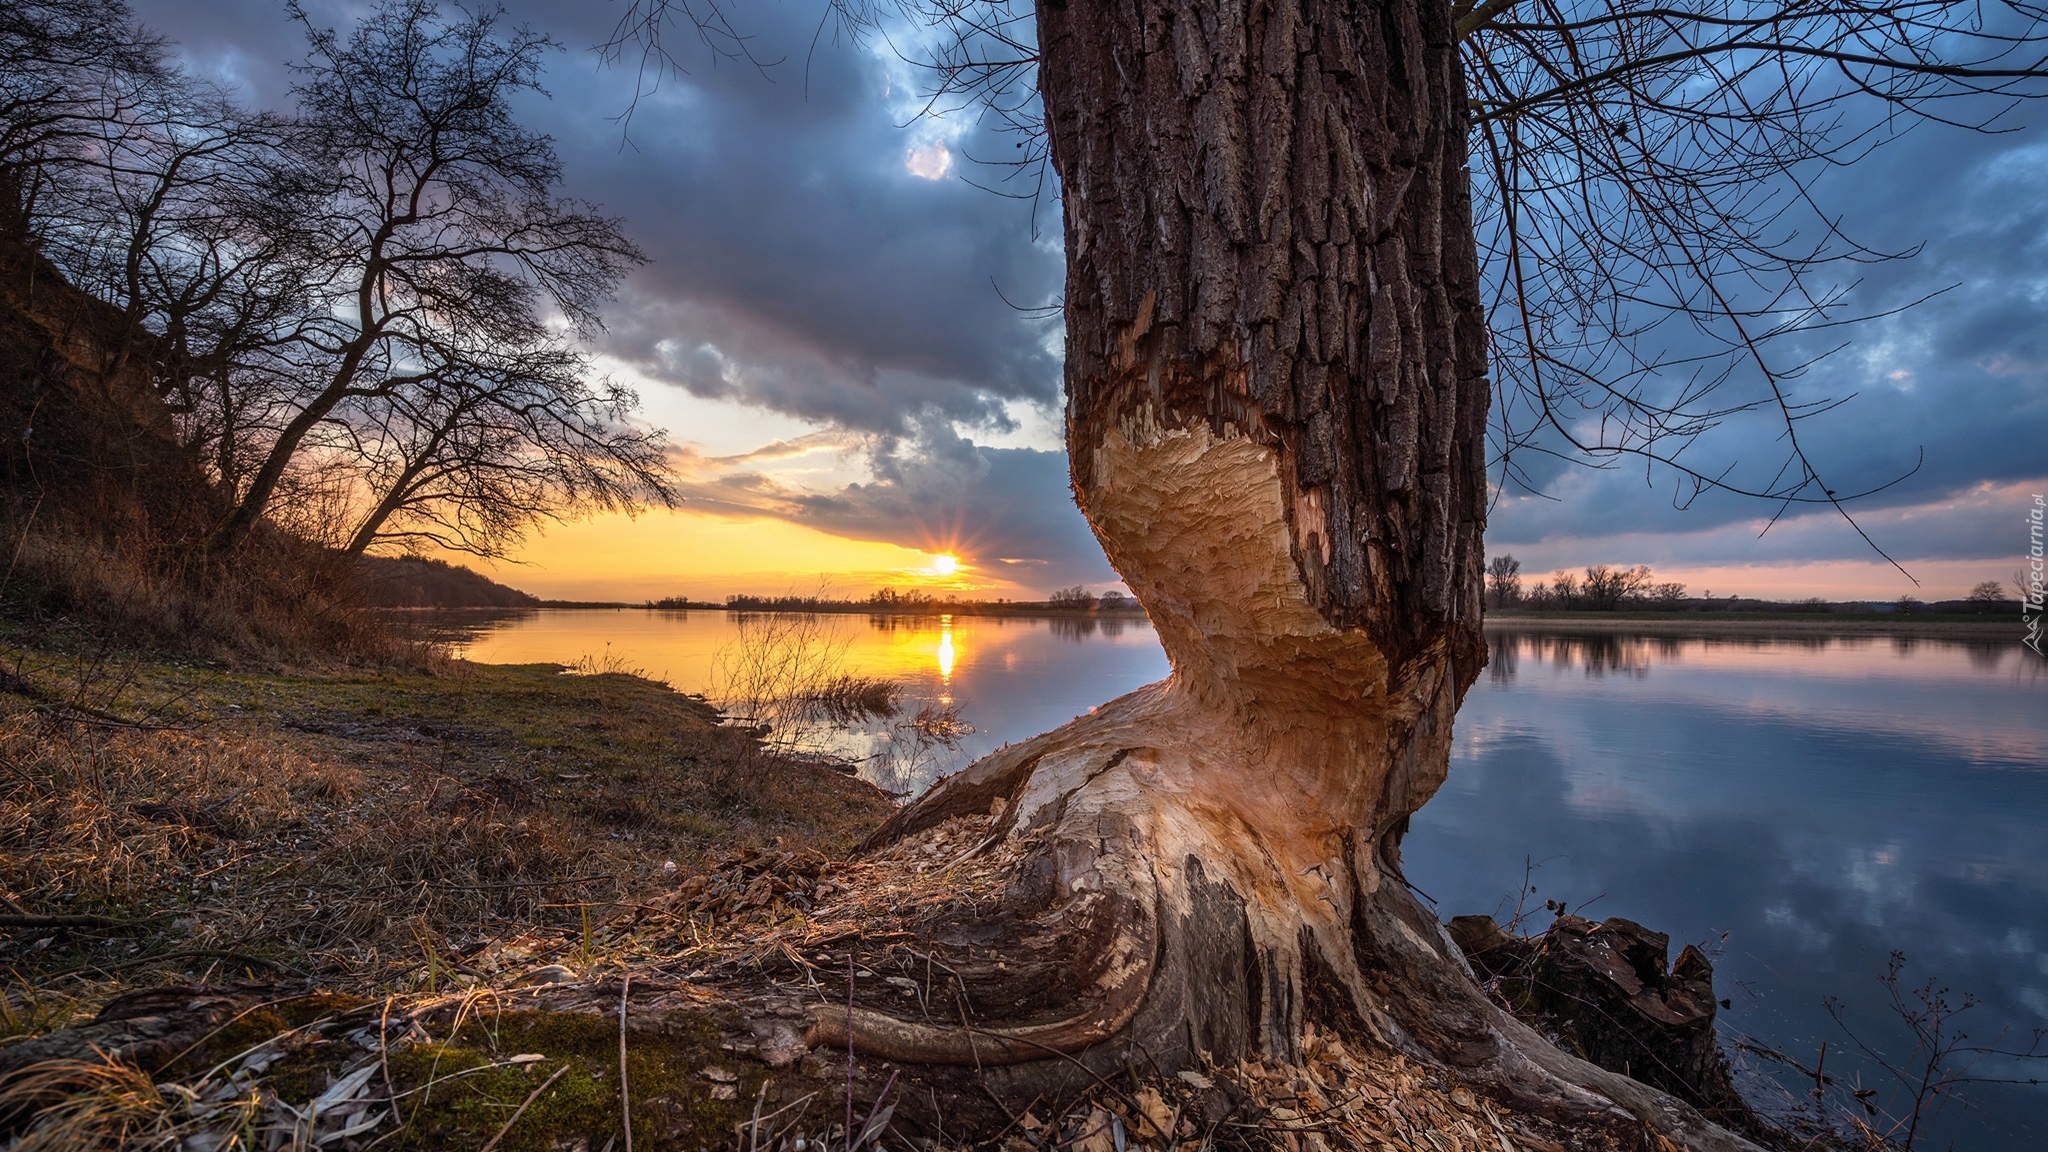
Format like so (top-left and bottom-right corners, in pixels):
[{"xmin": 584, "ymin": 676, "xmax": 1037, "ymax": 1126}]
[
  {"xmin": 1487, "ymin": 115, "xmax": 2048, "ymax": 564},
  {"xmin": 672, "ymin": 421, "xmax": 1116, "ymax": 592},
  {"xmin": 131, "ymin": 0, "xmax": 2044, "ymax": 595}
]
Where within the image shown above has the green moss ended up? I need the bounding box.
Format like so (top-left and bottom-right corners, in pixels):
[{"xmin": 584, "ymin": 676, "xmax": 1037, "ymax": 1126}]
[{"xmin": 382, "ymin": 1008, "xmax": 753, "ymax": 1152}]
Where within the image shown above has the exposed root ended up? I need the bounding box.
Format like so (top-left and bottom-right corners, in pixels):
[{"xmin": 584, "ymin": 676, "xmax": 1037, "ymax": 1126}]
[{"xmin": 800, "ymin": 883, "xmax": 1155, "ymax": 1065}]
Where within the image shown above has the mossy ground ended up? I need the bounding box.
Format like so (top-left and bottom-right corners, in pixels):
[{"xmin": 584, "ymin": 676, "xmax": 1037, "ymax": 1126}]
[{"xmin": 381, "ymin": 1010, "xmax": 755, "ymax": 1152}]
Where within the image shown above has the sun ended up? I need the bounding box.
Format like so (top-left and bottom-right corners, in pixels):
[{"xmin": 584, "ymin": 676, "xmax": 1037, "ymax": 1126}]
[{"xmin": 929, "ymin": 553, "xmax": 959, "ymax": 577}]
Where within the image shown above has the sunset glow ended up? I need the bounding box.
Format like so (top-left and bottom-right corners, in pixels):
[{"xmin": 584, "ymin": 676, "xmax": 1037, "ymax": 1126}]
[
  {"xmin": 929, "ymin": 553, "xmax": 960, "ymax": 577},
  {"xmin": 936, "ymin": 616, "xmax": 957, "ymax": 681}
]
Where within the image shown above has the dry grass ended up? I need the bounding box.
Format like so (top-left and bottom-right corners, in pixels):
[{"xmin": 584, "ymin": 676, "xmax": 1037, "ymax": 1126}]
[
  {"xmin": 0, "ymin": 707, "xmax": 617, "ymax": 985},
  {"xmin": 0, "ymin": 646, "xmax": 894, "ymax": 1038},
  {"xmin": 2, "ymin": 519, "xmax": 429, "ymax": 667},
  {"xmin": 0, "ymin": 1056, "xmax": 186, "ymax": 1151}
]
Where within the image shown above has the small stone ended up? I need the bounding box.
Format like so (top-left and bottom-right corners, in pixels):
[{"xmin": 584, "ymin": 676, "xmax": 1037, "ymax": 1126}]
[
  {"xmin": 512, "ymin": 964, "xmax": 579, "ymax": 987},
  {"xmin": 1450, "ymin": 1088, "xmax": 1476, "ymax": 1110}
]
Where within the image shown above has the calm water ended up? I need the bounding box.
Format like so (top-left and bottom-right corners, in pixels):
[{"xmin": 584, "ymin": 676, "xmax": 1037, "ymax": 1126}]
[
  {"xmin": 452, "ymin": 610, "xmax": 2047, "ymax": 1147},
  {"xmin": 450, "ymin": 608, "xmax": 1171, "ymax": 792}
]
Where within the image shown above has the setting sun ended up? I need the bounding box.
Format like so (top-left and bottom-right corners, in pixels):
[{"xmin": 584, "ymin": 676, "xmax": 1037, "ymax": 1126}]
[{"xmin": 929, "ymin": 553, "xmax": 959, "ymax": 576}]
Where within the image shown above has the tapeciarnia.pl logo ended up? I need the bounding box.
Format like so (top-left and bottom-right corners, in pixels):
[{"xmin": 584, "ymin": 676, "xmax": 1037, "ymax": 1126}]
[{"xmin": 2025, "ymin": 494, "xmax": 2044, "ymax": 656}]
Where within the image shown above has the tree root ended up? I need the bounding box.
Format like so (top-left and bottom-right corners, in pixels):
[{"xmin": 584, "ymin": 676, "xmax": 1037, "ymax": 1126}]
[{"xmin": 802, "ymin": 892, "xmax": 1156, "ymax": 1066}]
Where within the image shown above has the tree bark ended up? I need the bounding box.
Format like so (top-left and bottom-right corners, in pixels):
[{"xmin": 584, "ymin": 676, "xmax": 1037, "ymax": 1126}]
[
  {"xmin": 811, "ymin": 0, "xmax": 1756, "ymax": 1146},
  {"xmin": 874, "ymin": 0, "xmax": 1495, "ymax": 1064}
]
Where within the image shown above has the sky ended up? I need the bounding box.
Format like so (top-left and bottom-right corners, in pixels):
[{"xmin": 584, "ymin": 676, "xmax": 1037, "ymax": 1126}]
[{"xmin": 131, "ymin": 0, "xmax": 2048, "ymax": 604}]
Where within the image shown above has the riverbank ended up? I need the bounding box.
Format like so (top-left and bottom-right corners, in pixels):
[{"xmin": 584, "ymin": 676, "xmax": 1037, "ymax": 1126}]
[
  {"xmin": 0, "ymin": 643, "xmax": 891, "ymax": 1008},
  {"xmin": 5, "ymin": 633, "xmax": 1887, "ymax": 1152}
]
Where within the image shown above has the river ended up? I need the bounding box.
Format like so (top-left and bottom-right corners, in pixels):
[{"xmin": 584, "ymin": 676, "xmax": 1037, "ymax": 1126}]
[{"xmin": 447, "ymin": 608, "xmax": 2046, "ymax": 1149}]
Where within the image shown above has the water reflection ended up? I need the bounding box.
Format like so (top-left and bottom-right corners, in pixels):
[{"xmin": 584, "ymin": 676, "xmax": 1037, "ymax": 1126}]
[
  {"xmin": 444, "ymin": 608, "xmax": 1173, "ymax": 795},
  {"xmin": 1482, "ymin": 628, "xmax": 2040, "ymax": 686},
  {"xmin": 1416, "ymin": 627, "xmax": 2047, "ymax": 1150},
  {"xmin": 1046, "ymin": 613, "xmax": 1133, "ymax": 640},
  {"xmin": 437, "ymin": 609, "xmax": 2044, "ymax": 1146}
]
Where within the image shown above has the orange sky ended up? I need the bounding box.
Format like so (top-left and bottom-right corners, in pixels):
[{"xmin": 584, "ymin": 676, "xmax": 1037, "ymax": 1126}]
[
  {"xmin": 456, "ymin": 508, "xmax": 2015, "ymax": 605},
  {"xmin": 464, "ymin": 509, "xmax": 1023, "ymax": 603}
]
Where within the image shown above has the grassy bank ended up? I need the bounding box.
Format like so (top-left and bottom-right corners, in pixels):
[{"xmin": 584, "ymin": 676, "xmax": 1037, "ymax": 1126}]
[{"xmin": 0, "ymin": 642, "xmax": 890, "ymax": 1028}]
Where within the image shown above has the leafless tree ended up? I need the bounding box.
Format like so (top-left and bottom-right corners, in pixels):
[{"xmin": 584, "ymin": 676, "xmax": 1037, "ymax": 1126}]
[
  {"xmin": 31, "ymin": 76, "xmax": 325, "ymax": 501},
  {"xmin": 329, "ymin": 339, "xmax": 675, "ymax": 558},
  {"xmin": 1045, "ymin": 584, "xmax": 1095, "ymax": 608},
  {"xmin": 613, "ymin": 0, "xmax": 2048, "ymax": 1143},
  {"xmin": 0, "ymin": 1, "xmax": 169, "ymax": 242},
  {"xmin": 1650, "ymin": 580, "xmax": 1690, "ymax": 609},
  {"xmin": 1552, "ymin": 568, "xmax": 1582, "ymax": 608},
  {"xmin": 208, "ymin": 0, "xmax": 654, "ymax": 554},
  {"xmin": 1966, "ymin": 579, "xmax": 2008, "ymax": 603},
  {"xmin": 10, "ymin": 0, "xmax": 677, "ymax": 562},
  {"xmin": 1582, "ymin": 562, "xmax": 1655, "ymax": 609},
  {"xmin": 1486, "ymin": 552, "xmax": 1523, "ymax": 606}
]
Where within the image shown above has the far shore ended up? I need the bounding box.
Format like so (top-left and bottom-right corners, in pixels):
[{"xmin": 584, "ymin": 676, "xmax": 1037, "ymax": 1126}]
[{"xmin": 1482, "ymin": 611, "xmax": 2020, "ymax": 640}]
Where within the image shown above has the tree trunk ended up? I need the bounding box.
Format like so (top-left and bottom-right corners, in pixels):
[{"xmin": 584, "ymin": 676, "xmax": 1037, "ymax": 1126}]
[{"xmin": 810, "ymin": 0, "xmax": 1756, "ymax": 1146}]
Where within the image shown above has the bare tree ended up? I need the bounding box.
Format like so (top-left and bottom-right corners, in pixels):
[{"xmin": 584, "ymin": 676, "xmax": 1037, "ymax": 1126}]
[
  {"xmin": 31, "ymin": 74, "xmax": 326, "ymax": 502},
  {"xmin": 618, "ymin": 0, "xmax": 2048, "ymax": 1143},
  {"xmin": 331, "ymin": 339, "xmax": 675, "ymax": 558},
  {"xmin": 1966, "ymin": 580, "xmax": 2008, "ymax": 603},
  {"xmin": 0, "ymin": 1, "xmax": 169, "ymax": 242},
  {"xmin": 1486, "ymin": 552, "xmax": 1523, "ymax": 607},
  {"xmin": 1583, "ymin": 563, "xmax": 1655, "ymax": 610},
  {"xmin": 208, "ymin": 0, "xmax": 652, "ymax": 554},
  {"xmin": 1045, "ymin": 584, "xmax": 1095, "ymax": 609},
  {"xmin": 1552, "ymin": 568, "xmax": 1582, "ymax": 608}
]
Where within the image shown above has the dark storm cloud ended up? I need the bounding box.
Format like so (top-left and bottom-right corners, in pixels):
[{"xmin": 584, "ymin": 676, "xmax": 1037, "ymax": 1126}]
[
  {"xmin": 1486, "ymin": 116, "xmax": 2048, "ymax": 563},
  {"xmin": 133, "ymin": 0, "xmax": 1084, "ymax": 574},
  {"xmin": 132, "ymin": 0, "xmax": 2044, "ymax": 583},
  {"xmin": 136, "ymin": 0, "xmax": 1065, "ymax": 433}
]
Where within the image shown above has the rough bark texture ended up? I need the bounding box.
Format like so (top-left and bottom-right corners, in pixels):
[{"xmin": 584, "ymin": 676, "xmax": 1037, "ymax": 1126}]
[
  {"xmin": 1045, "ymin": 0, "xmax": 1491, "ymax": 670},
  {"xmin": 831, "ymin": 1, "xmax": 1756, "ymax": 1148}
]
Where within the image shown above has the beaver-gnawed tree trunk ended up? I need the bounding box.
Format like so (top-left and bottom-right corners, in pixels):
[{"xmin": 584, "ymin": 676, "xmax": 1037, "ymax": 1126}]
[{"xmin": 809, "ymin": 0, "xmax": 1758, "ymax": 1147}]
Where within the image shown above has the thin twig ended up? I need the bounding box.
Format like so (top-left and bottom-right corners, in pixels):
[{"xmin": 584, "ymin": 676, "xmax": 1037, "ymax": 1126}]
[
  {"xmin": 479, "ymin": 1065, "xmax": 568, "ymax": 1152},
  {"xmin": 619, "ymin": 973, "xmax": 634, "ymax": 1152}
]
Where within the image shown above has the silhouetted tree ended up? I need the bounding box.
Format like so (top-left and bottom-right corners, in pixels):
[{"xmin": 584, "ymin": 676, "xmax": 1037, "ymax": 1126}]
[
  {"xmin": 8, "ymin": 0, "xmax": 677, "ymax": 559},
  {"xmin": 0, "ymin": 1, "xmax": 169, "ymax": 241},
  {"xmin": 1582, "ymin": 563, "xmax": 1655, "ymax": 610},
  {"xmin": 209, "ymin": 0, "xmax": 655, "ymax": 553},
  {"xmin": 1649, "ymin": 580, "xmax": 1689, "ymax": 610},
  {"xmin": 1045, "ymin": 584, "xmax": 1096, "ymax": 609},
  {"xmin": 1486, "ymin": 553, "xmax": 1523, "ymax": 607},
  {"xmin": 334, "ymin": 341, "xmax": 674, "ymax": 557},
  {"xmin": 1551, "ymin": 568, "xmax": 1581, "ymax": 608}
]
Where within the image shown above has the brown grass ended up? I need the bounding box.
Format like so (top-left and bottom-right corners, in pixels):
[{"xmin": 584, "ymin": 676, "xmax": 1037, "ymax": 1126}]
[
  {"xmin": 0, "ymin": 648, "xmax": 894, "ymax": 1028},
  {"xmin": 0, "ymin": 1057, "xmax": 187, "ymax": 1151},
  {"xmin": 2, "ymin": 518, "xmax": 428, "ymax": 667}
]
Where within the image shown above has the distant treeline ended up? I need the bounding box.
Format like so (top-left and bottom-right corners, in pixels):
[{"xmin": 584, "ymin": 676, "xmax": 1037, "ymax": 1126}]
[
  {"xmin": 645, "ymin": 585, "xmax": 1148, "ymax": 615},
  {"xmin": 1485, "ymin": 556, "xmax": 2020, "ymax": 615}
]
